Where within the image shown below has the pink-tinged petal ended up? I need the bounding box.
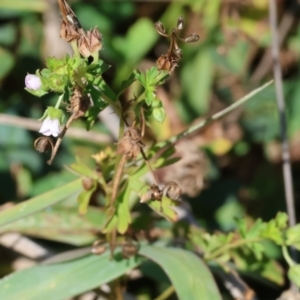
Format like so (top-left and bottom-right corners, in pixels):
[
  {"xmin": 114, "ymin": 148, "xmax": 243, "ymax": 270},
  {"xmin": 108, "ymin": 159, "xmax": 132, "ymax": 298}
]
[
  {"xmin": 39, "ymin": 118, "xmax": 53, "ymax": 136},
  {"xmin": 50, "ymin": 119, "xmax": 61, "ymax": 137},
  {"xmin": 25, "ymin": 74, "xmax": 42, "ymax": 90},
  {"xmin": 39, "ymin": 117, "xmax": 61, "ymax": 137},
  {"xmin": 39, "ymin": 117, "xmax": 51, "ymax": 133},
  {"xmin": 41, "ymin": 129, "xmax": 52, "ymax": 136}
]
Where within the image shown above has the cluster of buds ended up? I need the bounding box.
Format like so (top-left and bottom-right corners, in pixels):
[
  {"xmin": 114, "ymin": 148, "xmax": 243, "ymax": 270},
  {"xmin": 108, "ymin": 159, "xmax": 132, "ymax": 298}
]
[
  {"xmin": 58, "ymin": 0, "xmax": 102, "ymax": 57},
  {"xmin": 155, "ymin": 17, "xmax": 199, "ymax": 73}
]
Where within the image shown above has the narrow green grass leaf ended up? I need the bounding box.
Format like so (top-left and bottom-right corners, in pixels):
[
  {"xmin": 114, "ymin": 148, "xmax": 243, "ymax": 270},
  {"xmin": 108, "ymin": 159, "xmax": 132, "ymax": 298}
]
[
  {"xmin": 0, "ymin": 179, "xmax": 82, "ymax": 227},
  {"xmin": 0, "ymin": 207, "xmax": 105, "ymax": 246}
]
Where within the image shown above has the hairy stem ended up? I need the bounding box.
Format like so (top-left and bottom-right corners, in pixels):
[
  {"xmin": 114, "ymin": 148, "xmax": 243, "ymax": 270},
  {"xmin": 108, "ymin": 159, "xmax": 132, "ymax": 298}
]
[
  {"xmin": 110, "ymin": 117, "xmax": 126, "ymax": 208},
  {"xmin": 55, "ymin": 93, "xmax": 64, "ymax": 108},
  {"xmin": 110, "ymin": 155, "xmax": 127, "ymax": 209}
]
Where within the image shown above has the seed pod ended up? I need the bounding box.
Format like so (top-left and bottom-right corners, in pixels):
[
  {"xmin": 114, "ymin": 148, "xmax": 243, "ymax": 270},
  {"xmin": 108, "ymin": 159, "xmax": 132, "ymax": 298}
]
[
  {"xmin": 140, "ymin": 184, "xmax": 163, "ymax": 203},
  {"xmin": 173, "ymin": 48, "xmax": 182, "ymax": 59},
  {"xmin": 163, "ymin": 181, "xmax": 182, "ymax": 200},
  {"xmin": 184, "ymin": 33, "xmax": 200, "ymax": 43},
  {"xmin": 34, "ymin": 137, "xmax": 54, "ymax": 153},
  {"xmin": 77, "ymin": 27, "xmax": 103, "ymax": 57},
  {"xmin": 155, "ymin": 21, "xmax": 167, "ymax": 36},
  {"xmin": 121, "ymin": 240, "xmax": 139, "ymax": 259},
  {"xmin": 82, "ymin": 177, "xmax": 94, "ymax": 191},
  {"xmin": 87, "ymin": 27, "xmax": 103, "ymax": 54},
  {"xmin": 69, "ymin": 88, "xmax": 91, "ymax": 118},
  {"xmin": 157, "ymin": 54, "xmax": 178, "ymax": 73},
  {"xmin": 154, "ymin": 17, "xmax": 199, "ymax": 74},
  {"xmin": 117, "ymin": 127, "xmax": 144, "ymax": 159},
  {"xmin": 177, "ymin": 17, "xmax": 184, "ymax": 30},
  {"xmin": 60, "ymin": 21, "xmax": 80, "ymax": 42},
  {"xmin": 91, "ymin": 240, "xmax": 107, "ymax": 255}
]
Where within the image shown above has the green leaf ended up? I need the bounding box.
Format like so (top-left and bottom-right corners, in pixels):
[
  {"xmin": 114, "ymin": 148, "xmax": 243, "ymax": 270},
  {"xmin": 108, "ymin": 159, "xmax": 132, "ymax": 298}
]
[
  {"xmin": 245, "ymin": 218, "xmax": 264, "ymax": 239},
  {"xmin": 147, "ymin": 197, "xmax": 178, "ymax": 222},
  {"xmin": 92, "ymin": 77, "xmax": 118, "ymax": 102},
  {"xmin": 122, "ymin": 18, "xmax": 158, "ymax": 63},
  {"xmin": 0, "ymin": 179, "xmax": 82, "ymax": 227},
  {"xmin": 0, "ymin": 0, "xmax": 47, "ymax": 12},
  {"xmin": 236, "ymin": 218, "xmax": 248, "ymax": 238},
  {"xmin": 0, "ymin": 207, "xmax": 105, "ymax": 246},
  {"xmin": 181, "ymin": 47, "xmax": 214, "ymax": 117},
  {"xmin": 288, "ymin": 265, "xmax": 300, "ymax": 287},
  {"xmin": 249, "ymin": 242, "xmax": 265, "ymax": 260},
  {"xmin": 286, "ymin": 224, "xmax": 300, "ymax": 250},
  {"xmin": 260, "ymin": 260, "xmax": 284, "ymax": 286},
  {"xmin": 24, "ymin": 87, "xmax": 48, "ymax": 97},
  {"xmin": 0, "ymin": 251, "xmax": 142, "ymax": 300},
  {"xmin": 145, "ymin": 89, "xmax": 155, "ymax": 106},
  {"xmin": 77, "ymin": 181, "xmax": 97, "ymax": 215},
  {"xmin": 139, "ymin": 246, "xmax": 221, "ymax": 300},
  {"xmin": 87, "ymin": 59, "xmax": 110, "ymax": 76},
  {"xmin": 85, "ymin": 104, "xmax": 107, "ymax": 130},
  {"xmin": 116, "ymin": 72, "xmax": 136, "ymax": 96},
  {"xmin": 135, "ymin": 67, "xmax": 168, "ymax": 89},
  {"xmin": 0, "ymin": 47, "xmax": 14, "ymax": 79},
  {"xmin": 260, "ymin": 219, "xmax": 283, "ymax": 245},
  {"xmin": 152, "ymin": 107, "xmax": 166, "ymax": 123},
  {"xmin": 275, "ymin": 211, "xmax": 288, "ymax": 230},
  {"xmin": 68, "ymin": 160, "xmax": 97, "ymax": 179},
  {"xmin": 117, "ymin": 184, "xmax": 132, "ymax": 234}
]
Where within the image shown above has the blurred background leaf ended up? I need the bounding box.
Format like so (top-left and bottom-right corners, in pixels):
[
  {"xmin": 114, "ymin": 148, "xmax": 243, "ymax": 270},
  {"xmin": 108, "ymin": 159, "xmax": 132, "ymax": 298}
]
[{"xmin": 1, "ymin": 0, "xmax": 300, "ymax": 298}]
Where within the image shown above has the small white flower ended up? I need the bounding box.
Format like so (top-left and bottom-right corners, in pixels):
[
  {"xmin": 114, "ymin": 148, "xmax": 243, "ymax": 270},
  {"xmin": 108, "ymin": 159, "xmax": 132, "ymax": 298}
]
[
  {"xmin": 25, "ymin": 74, "xmax": 42, "ymax": 90},
  {"xmin": 39, "ymin": 117, "xmax": 61, "ymax": 137}
]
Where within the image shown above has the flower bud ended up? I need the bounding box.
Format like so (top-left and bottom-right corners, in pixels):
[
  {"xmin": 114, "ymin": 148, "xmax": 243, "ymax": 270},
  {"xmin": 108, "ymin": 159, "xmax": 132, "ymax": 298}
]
[{"xmin": 25, "ymin": 74, "xmax": 42, "ymax": 90}]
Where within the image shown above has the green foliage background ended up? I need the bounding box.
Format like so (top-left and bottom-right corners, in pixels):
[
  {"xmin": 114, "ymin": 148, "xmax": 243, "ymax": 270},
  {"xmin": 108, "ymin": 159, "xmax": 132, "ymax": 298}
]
[{"xmin": 1, "ymin": 0, "xmax": 300, "ymax": 299}]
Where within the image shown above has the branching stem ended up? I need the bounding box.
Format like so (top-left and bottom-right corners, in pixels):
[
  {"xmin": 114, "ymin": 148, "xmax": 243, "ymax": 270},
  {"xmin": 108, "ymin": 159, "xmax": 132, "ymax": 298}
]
[
  {"xmin": 204, "ymin": 237, "xmax": 262, "ymax": 261},
  {"xmin": 158, "ymin": 80, "xmax": 273, "ymax": 148}
]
